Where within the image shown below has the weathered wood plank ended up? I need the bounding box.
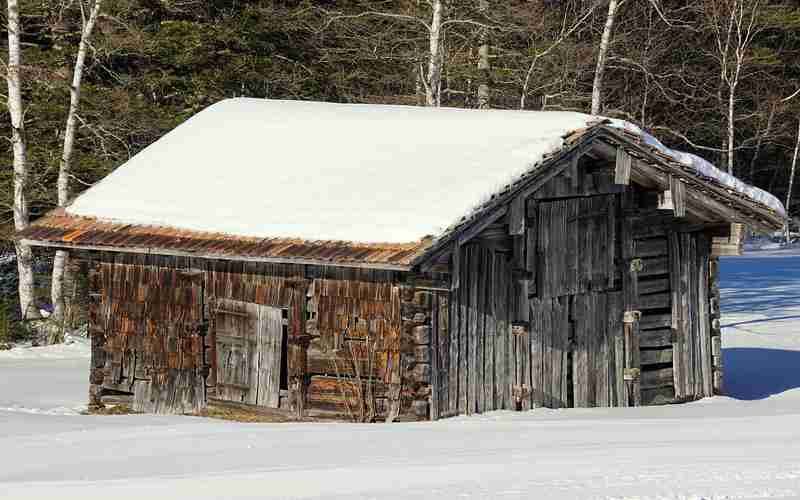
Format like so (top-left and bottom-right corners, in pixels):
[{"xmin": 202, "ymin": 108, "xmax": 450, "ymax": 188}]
[
  {"xmin": 494, "ymin": 253, "xmax": 508, "ymax": 410},
  {"xmin": 615, "ymin": 147, "xmax": 632, "ymax": 185},
  {"xmin": 459, "ymin": 246, "xmax": 470, "ymax": 414},
  {"xmin": 468, "ymin": 245, "xmax": 480, "ymax": 414},
  {"xmin": 484, "ymin": 253, "xmax": 496, "ymax": 411},
  {"xmin": 697, "ymin": 233, "xmax": 713, "ymax": 398},
  {"xmin": 639, "ymin": 292, "xmax": 671, "ymax": 311},
  {"xmin": 635, "ymin": 238, "xmax": 669, "ymax": 258},
  {"xmin": 476, "ymin": 248, "xmax": 487, "ymax": 414},
  {"xmin": 641, "ymin": 347, "xmax": 673, "ymax": 366},
  {"xmin": 637, "ymin": 278, "xmax": 670, "ymax": 295},
  {"xmin": 669, "ymin": 231, "xmax": 685, "ymax": 399},
  {"xmin": 640, "ymin": 328, "xmax": 673, "ymax": 348},
  {"xmin": 641, "ymin": 366, "xmax": 674, "ymax": 389},
  {"xmin": 641, "ymin": 385, "xmax": 675, "ymax": 405},
  {"xmin": 430, "ymin": 294, "xmax": 440, "ymax": 421}
]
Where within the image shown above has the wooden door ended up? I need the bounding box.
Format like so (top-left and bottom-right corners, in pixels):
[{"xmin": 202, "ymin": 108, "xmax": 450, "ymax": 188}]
[
  {"xmin": 213, "ymin": 298, "xmax": 284, "ymax": 407},
  {"xmin": 668, "ymin": 231, "xmax": 713, "ymax": 400}
]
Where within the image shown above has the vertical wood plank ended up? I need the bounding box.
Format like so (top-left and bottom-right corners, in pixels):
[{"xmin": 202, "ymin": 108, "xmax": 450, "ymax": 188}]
[
  {"xmin": 530, "ymin": 299, "xmax": 543, "ymax": 408},
  {"xmin": 476, "ymin": 248, "xmax": 487, "ymax": 414},
  {"xmin": 484, "ymin": 250, "xmax": 496, "ymax": 411},
  {"xmin": 459, "ymin": 246, "xmax": 470, "ymax": 414},
  {"xmin": 697, "ymin": 233, "xmax": 713, "ymax": 397},
  {"xmin": 669, "ymin": 231, "xmax": 685, "ymax": 399},
  {"xmin": 682, "ymin": 233, "xmax": 696, "ymax": 398},
  {"xmin": 468, "ymin": 246, "xmax": 479, "ymax": 414},
  {"xmin": 430, "ymin": 293, "xmax": 440, "ymax": 421}
]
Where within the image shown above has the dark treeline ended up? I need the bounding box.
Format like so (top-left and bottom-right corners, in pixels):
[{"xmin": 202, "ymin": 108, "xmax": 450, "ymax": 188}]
[{"xmin": 2, "ymin": 0, "xmax": 800, "ymax": 233}]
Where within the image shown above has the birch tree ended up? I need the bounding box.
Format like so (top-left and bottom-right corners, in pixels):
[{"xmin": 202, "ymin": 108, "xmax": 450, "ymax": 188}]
[
  {"xmin": 51, "ymin": 0, "xmax": 104, "ymax": 329},
  {"xmin": 785, "ymin": 118, "xmax": 799, "ymax": 244},
  {"xmin": 707, "ymin": 0, "xmax": 762, "ymax": 174},
  {"xmin": 476, "ymin": 0, "xmax": 490, "ymax": 109},
  {"xmin": 591, "ymin": 0, "xmax": 620, "ymax": 115},
  {"xmin": 5, "ymin": 0, "xmax": 40, "ymax": 320}
]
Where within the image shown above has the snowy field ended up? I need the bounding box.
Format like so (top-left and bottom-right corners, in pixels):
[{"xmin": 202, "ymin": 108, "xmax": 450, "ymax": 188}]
[{"xmin": 1, "ymin": 254, "xmax": 800, "ymax": 499}]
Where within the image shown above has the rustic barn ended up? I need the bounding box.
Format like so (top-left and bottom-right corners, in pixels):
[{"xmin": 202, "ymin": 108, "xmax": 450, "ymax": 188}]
[{"xmin": 18, "ymin": 99, "xmax": 785, "ymax": 421}]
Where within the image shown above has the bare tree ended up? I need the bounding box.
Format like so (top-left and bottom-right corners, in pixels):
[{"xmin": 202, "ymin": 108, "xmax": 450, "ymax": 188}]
[
  {"xmin": 6, "ymin": 0, "xmax": 40, "ymax": 320},
  {"xmin": 519, "ymin": 2, "xmax": 599, "ymax": 110},
  {"xmin": 591, "ymin": 0, "xmax": 620, "ymax": 115},
  {"xmin": 51, "ymin": 0, "xmax": 104, "ymax": 330},
  {"xmin": 424, "ymin": 0, "xmax": 445, "ymax": 106},
  {"xmin": 476, "ymin": 0, "xmax": 490, "ymax": 109},
  {"xmin": 707, "ymin": 0, "xmax": 762, "ymax": 174},
  {"xmin": 785, "ymin": 118, "xmax": 799, "ymax": 244}
]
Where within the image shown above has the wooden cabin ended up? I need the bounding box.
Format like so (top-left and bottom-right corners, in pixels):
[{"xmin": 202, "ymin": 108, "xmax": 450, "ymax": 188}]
[{"xmin": 18, "ymin": 99, "xmax": 785, "ymax": 421}]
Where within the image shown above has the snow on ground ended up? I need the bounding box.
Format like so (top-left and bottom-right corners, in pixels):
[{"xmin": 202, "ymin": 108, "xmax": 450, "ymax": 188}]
[{"xmin": 1, "ymin": 254, "xmax": 800, "ymax": 499}]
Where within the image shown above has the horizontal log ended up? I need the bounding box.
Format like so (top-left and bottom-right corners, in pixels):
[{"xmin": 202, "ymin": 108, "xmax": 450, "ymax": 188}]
[
  {"xmin": 639, "ymin": 314, "xmax": 672, "ymax": 331},
  {"xmin": 307, "ymin": 376, "xmax": 388, "ymax": 399},
  {"xmin": 642, "ymin": 386, "xmax": 675, "ymax": 406},
  {"xmin": 638, "ymin": 257, "xmax": 669, "ymax": 277},
  {"xmin": 641, "ymin": 366, "xmax": 674, "ymax": 389},
  {"xmin": 639, "ymin": 292, "xmax": 670, "ymax": 311},
  {"xmin": 635, "ymin": 238, "xmax": 668, "ymax": 258},
  {"xmin": 639, "ymin": 328, "xmax": 673, "ymax": 348},
  {"xmin": 307, "ymin": 349, "xmax": 383, "ymax": 378},
  {"xmin": 408, "ymin": 363, "xmax": 431, "ymax": 383},
  {"xmin": 637, "ymin": 278, "xmax": 670, "ymax": 295},
  {"xmin": 640, "ymin": 347, "xmax": 673, "ymax": 366}
]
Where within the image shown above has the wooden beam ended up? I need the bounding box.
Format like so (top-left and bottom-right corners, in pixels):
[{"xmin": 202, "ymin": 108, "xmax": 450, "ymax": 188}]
[
  {"xmin": 457, "ymin": 206, "xmax": 508, "ymax": 247},
  {"xmin": 21, "ymin": 239, "xmax": 412, "ymax": 272},
  {"xmin": 670, "ymin": 175, "xmax": 687, "ymax": 218},
  {"xmin": 509, "ymin": 196, "xmax": 525, "ymax": 236},
  {"xmin": 614, "ymin": 148, "xmax": 632, "ymax": 185}
]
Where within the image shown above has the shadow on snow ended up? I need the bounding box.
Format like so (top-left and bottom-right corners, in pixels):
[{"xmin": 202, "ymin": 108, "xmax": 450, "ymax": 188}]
[{"xmin": 723, "ymin": 347, "xmax": 800, "ymax": 400}]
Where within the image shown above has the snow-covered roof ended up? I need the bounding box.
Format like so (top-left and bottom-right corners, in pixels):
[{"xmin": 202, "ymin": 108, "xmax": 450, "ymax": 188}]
[{"xmin": 65, "ymin": 98, "xmax": 784, "ymax": 247}]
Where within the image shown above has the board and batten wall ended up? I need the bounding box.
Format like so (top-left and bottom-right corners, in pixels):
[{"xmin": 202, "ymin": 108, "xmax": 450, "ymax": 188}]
[{"xmin": 429, "ymin": 164, "xmax": 720, "ymax": 419}]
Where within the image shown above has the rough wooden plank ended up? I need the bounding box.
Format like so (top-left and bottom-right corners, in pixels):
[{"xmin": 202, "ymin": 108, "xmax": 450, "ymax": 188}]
[
  {"xmin": 494, "ymin": 253, "xmax": 508, "ymax": 410},
  {"xmin": 670, "ymin": 175, "xmax": 687, "ymax": 218},
  {"xmin": 639, "ymin": 292, "xmax": 670, "ymax": 311},
  {"xmin": 257, "ymin": 305, "xmax": 283, "ymax": 408},
  {"xmin": 641, "ymin": 347, "xmax": 673, "ymax": 366},
  {"xmin": 697, "ymin": 232, "xmax": 713, "ymax": 397},
  {"xmin": 476, "ymin": 248, "xmax": 488, "ymax": 414},
  {"xmin": 572, "ymin": 294, "xmax": 587, "ymax": 408},
  {"xmin": 640, "ymin": 328, "xmax": 673, "ymax": 348},
  {"xmin": 685, "ymin": 233, "xmax": 697, "ymax": 398},
  {"xmin": 509, "ymin": 196, "xmax": 526, "ymax": 236},
  {"xmin": 459, "ymin": 246, "xmax": 470, "ymax": 414},
  {"xmin": 615, "ymin": 147, "xmax": 632, "ymax": 185},
  {"xmin": 430, "ymin": 294, "xmax": 440, "ymax": 421},
  {"xmin": 468, "ymin": 246, "xmax": 480, "ymax": 414},
  {"xmin": 449, "ymin": 278, "xmax": 459, "ymax": 416},
  {"xmin": 641, "ymin": 366, "xmax": 674, "ymax": 389},
  {"xmin": 610, "ymin": 291, "xmax": 625, "ymax": 407},
  {"xmin": 641, "ymin": 385, "xmax": 676, "ymax": 405},
  {"xmin": 639, "ymin": 256, "xmax": 669, "ymax": 277},
  {"xmin": 640, "ymin": 313, "xmax": 672, "ymax": 331},
  {"xmin": 637, "ymin": 278, "xmax": 670, "ymax": 295},
  {"xmin": 635, "ymin": 238, "xmax": 669, "ymax": 258},
  {"xmin": 484, "ymin": 252, "xmax": 496, "ymax": 412}
]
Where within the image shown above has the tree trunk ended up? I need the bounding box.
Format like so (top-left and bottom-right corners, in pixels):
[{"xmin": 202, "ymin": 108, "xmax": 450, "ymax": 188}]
[
  {"xmin": 51, "ymin": 0, "xmax": 103, "ymax": 328},
  {"xmin": 426, "ymin": 0, "xmax": 445, "ymax": 107},
  {"xmin": 6, "ymin": 0, "xmax": 39, "ymax": 320},
  {"xmin": 785, "ymin": 118, "xmax": 800, "ymax": 244},
  {"xmin": 591, "ymin": 0, "xmax": 619, "ymax": 115},
  {"xmin": 476, "ymin": 0, "xmax": 490, "ymax": 109},
  {"xmin": 727, "ymin": 80, "xmax": 737, "ymax": 174}
]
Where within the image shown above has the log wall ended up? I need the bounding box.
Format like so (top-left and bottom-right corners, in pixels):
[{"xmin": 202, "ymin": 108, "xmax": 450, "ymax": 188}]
[{"xmin": 86, "ymin": 252, "xmax": 437, "ymax": 421}]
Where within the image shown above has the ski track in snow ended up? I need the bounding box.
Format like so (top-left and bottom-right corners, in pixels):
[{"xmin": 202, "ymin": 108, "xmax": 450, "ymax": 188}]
[{"xmin": 1, "ymin": 253, "xmax": 799, "ymax": 499}]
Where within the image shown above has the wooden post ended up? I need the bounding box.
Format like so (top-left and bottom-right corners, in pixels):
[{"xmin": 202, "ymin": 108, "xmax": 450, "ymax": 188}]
[
  {"xmin": 623, "ymin": 310, "xmax": 641, "ymax": 406},
  {"xmin": 288, "ymin": 335, "xmax": 311, "ymax": 420}
]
